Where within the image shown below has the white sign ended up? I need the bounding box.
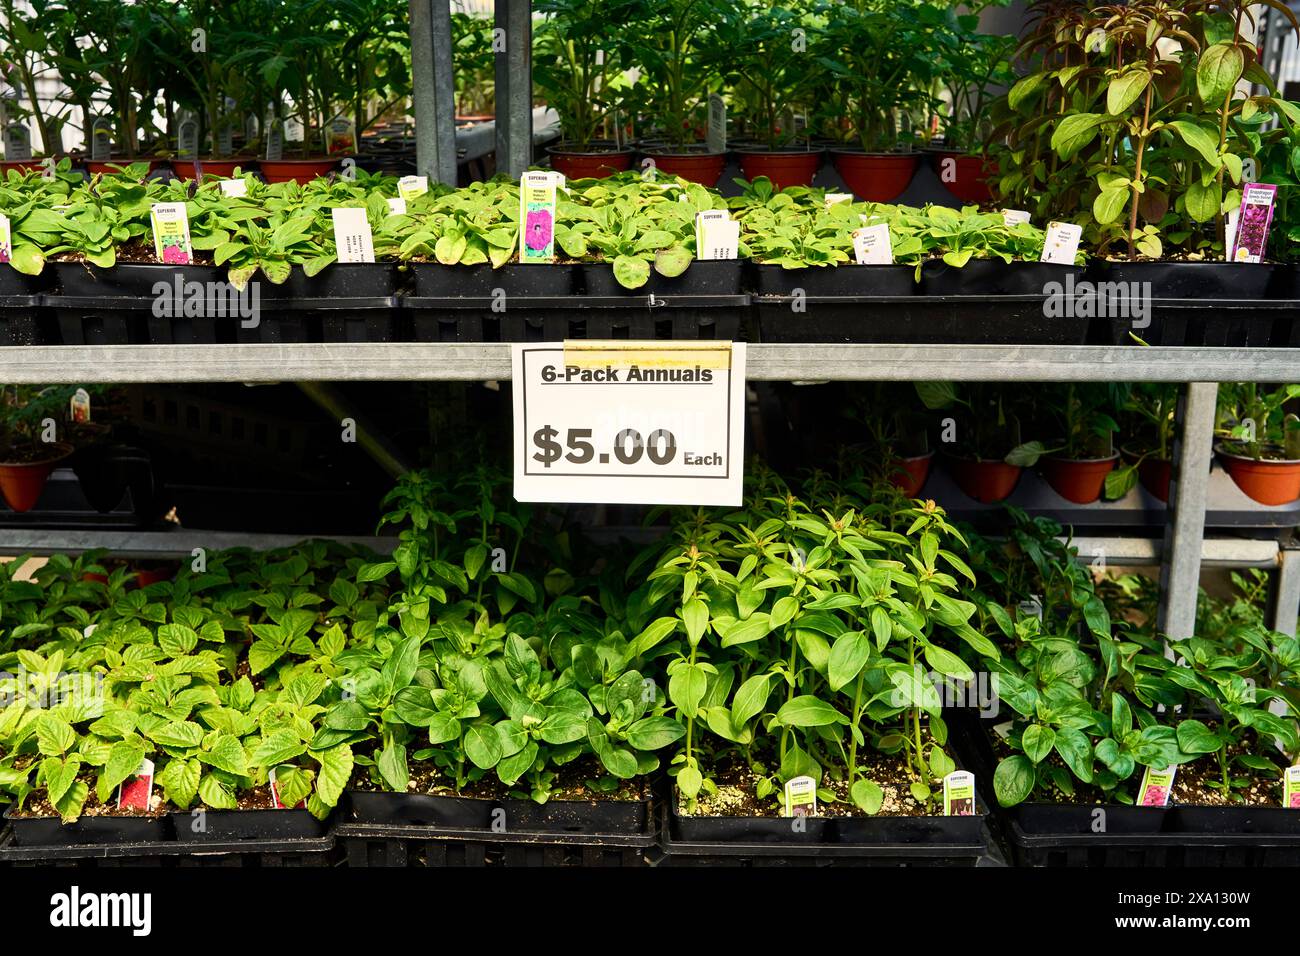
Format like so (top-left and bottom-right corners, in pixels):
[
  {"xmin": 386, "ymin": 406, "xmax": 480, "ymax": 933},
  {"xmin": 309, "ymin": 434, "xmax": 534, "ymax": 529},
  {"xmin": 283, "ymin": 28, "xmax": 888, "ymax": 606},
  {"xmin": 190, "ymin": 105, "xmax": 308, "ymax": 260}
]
[
  {"xmin": 1040, "ymin": 221, "xmax": 1082, "ymax": 264},
  {"xmin": 512, "ymin": 341, "xmax": 746, "ymax": 506},
  {"xmin": 398, "ymin": 175, "xmax": 429, "ymax": 200},
  {"xmin": 695, "ymin": 210, "xmax": 738, "ymax": 260},
  {"xmin": 1001, "ymin": 209, "xmax": 1031, "ymax": 227},
  {"xmin": 265, "ymin": 123, "xmax": 284, "ymax": 161},
  {"xmin": 852, "ymin": 223, "xmax": 893, "ymax": 264},
  {"xmin": 331, "ymin": 207, "xmax": 375, "ymax": 263},
  {"xmin": 824, "ymin": 193, "xmax": 854, "ymax": 208},
  {"xmin": 707, "ymin": 94, "xmax": 726, "ymax": 154},
  {"xmin": 91, "ymin": 117, "xmax": 113, "ymax": 161},
  {"xmin": 219, "ymin": 178, "xmax": 248, "ymax": 197},
  {"xmin": 386, "ymin": 196, "xmax": 408, "ymax": 216},
  {"xmin": 3, "ymin": 122, "xmax": 31, "ymax": 161},
  {"xmin": 177, "ymin": 116, "xmax": 199, "ymax": 158}
]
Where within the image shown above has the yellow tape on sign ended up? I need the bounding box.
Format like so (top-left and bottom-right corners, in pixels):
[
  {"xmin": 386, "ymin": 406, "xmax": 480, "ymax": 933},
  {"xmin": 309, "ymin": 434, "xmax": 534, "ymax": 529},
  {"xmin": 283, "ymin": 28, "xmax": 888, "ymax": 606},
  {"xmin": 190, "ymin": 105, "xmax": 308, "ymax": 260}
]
[{"xmin": 562, "ymin": 340, "xmax": 732, "ymax": 370}]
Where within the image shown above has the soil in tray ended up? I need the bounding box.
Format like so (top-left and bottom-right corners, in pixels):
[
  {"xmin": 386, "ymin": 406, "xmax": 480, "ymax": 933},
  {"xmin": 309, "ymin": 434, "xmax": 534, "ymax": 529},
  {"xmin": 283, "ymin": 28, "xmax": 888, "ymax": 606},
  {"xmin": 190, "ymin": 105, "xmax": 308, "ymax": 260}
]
[
  {"xmin": 13, "ymin": 783, "xmax": 168, "ymax": 821},
  {"xmin": 52, "ymin": 241, "xmax": 216, "ymax": 267},
  {"xmin": 682, "ymin": 753, "xmax": 941, "ymax": 819},
  {"xmin": 349, "ymin": 756, "xmax": 646, "ymax": 805}
]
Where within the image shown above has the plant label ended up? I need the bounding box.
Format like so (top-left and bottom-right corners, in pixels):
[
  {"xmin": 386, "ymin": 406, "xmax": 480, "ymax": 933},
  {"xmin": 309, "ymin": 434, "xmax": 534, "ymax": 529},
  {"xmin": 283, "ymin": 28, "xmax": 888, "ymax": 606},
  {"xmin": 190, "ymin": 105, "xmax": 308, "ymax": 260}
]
[
  {"xmin": 150, "ymin": 203, "xmax": 194, "ymax": 265},
  {"xmin": 269, "ymin": 766, "xmax": 307, "ymax": 809},
  {"xmin": 695, "ymin": 210, "xmax": 738, "ymax": 260},
  {"xmin": 512, "ymin": 341, "xmax": 747, "ymax": 506},
  {"xmin": 1040, "ymin": 221, "xmax": 1081, "ymax": 264},
  {"xmin": 1019, "ymin": 594, "xmax": 1043, "ymax": 620},
  {"xmin": 398, "ymin": 175, "xmax": 429, "ymax": 201},
  {"xmin": 943, "ymin": 770, "xmax": 976, "ymax": 816},
  {"xmin": 1228, "ymin": 183, "xmax": 1276, "ymax": 263},
  {"xmin": 0, "ymin": 213, "xmax": 10, "ymax": 265},
  {"xmin": 824, "ymin": 193, "xmax": 854, "ymax": 208},
  {"xmin": 217, "ymin": 122, "xmax": 234, "ymax": 157},
  {"xmin": 386, "ymin": 197, "xmax": 407, "ymax": 216},
  {"xmin": 285, "ymin": 116, "xmax": 305, "ymax": 144},
  {"xmin": 265, "ymin": 123, "xmax": 284, "ymax": 161},
  {"xmin": 1285, "ymin": 766, "xmax": 1300, "ymax": 808},
  {"xmin": 177, "ymin": 116, "xmax": 199, "ymax": 159},
  {"xmin": 91, "ymin": 117, "xmax": 113, "ymax": 161},
  {"xmin": 331, "ymin": 207, "xmax": 375, "ymax": 263},
  {"xmin": 852, "ymin": 223, "xmax": 893, "ymax": 264},
  {"xmin": 245, "ymin": 113, "xmax": 260, "ymax": 143},
  {"xmin": 1001, "ymin": 209, "xmax": 1031, "ymax": 227},
  {"xmin": 1137, "ymin": 765, "xmax": 1175, "ymax": 807},
  {"xmin": 117, "ymin": 757, "xmax": 155, "ymax": 811},
  {"xmin": 707, "ymin": 94, "xmax": 726, "ymax": 154},
  {"xmin": 783, "ymin": 774, "xmax": 817, "ymax": 817},
  {"xmin": 328, "ymin": 117, "xmax": 355, "ymax": 154},
  {"xmin": 70, "ymin": 388, "xmax": 91, "ymax": 424},
  {"xmin": 519, "ymin": 171, "xmax": 561, "ymax": 264},
  {"xmin": 219, "ymin": 178, "xmax": 248, "ymax": 198},
  {"xmin": 3, "ymin": 122, "xmax": 31, "ymax": 161}
]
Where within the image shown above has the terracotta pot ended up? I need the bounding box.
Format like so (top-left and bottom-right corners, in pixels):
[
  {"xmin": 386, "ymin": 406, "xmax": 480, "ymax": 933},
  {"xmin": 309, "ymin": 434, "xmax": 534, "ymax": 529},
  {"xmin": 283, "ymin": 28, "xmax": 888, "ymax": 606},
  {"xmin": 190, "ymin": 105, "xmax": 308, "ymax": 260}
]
[
  {"xmin": 643, "ymin": 148, "xmax": 727, "ymax": 187},
  {"xmin": 547, "ymin": 144, "xmax": 633, "ymax": 179},
  {"xmin": 1138, "ymin": 457, "xmax": 1172, "ymax": 503},
  {"xmin": 1040, "ymin": 453, "xmax": 1119, "ymax": 504},
  {"xmin": 830, "ymin": 150, "xmax": 919, "ymax": 201},
  {"xmin": 170, "ymin": 159, "xmax": 249, "ymax": 180},
  {"xmin": 83, "ymin": 158, "xmax": 165, "ymax": 176},
  {"xmin": 887, "ymin": 451, "xmax": 935, "ymax": 498},
  {"xmin": 0, "ymin": 443, "xmax": 74, "ymax": 513},
  {"xmin": 1217, "ymin": 445, "xmax": 1300, "ymax": 505},
  {"xmin": 258, "ymin": 157, "xmax": 340, "ymax": 184},
  {"xmin": 928, "ymin": 149, "xmax": 997, "ymax": 204},
  {"xmin": 455, "ymin": 114, "xmax": 494, "ymax": 124},
  {"xmin": 944, "ymin": 454, "xmax": 1022, "ymax": 504},
  {"xmin": 736, "ymin": 148, "xmax": 824, "ymax": 189},
  {"xmin": 0, "ymin": 159, "xmax": 46, "ymax": 175},
  {"xmin": 134, "ymin": 566, "xmax": 174, "ymax": 587}
]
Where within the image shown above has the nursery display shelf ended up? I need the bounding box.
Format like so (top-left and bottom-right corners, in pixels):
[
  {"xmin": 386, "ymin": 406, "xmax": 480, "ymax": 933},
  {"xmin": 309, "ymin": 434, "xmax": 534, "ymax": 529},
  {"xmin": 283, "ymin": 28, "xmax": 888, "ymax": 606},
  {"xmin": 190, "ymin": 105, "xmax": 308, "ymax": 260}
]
[
  {"xmin": 3, "ymin": 343, "xmax": 1300, "ymax": 383},
  {"xmin": 0, "ymin": 529, "xmax": 393, "ymax": 559}
]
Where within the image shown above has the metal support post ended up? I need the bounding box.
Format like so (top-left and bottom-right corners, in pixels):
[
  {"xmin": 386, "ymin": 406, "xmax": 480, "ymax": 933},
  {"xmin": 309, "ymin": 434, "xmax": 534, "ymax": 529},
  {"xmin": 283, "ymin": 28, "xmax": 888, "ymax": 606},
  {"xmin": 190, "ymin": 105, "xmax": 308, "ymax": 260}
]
[
  {"xmin": 494, "ymin": 0, "xmax": 534, "ymax": 178},
  {"xmin": 410, "ymin": 0, "xmax": 459, "ymax": 185}
]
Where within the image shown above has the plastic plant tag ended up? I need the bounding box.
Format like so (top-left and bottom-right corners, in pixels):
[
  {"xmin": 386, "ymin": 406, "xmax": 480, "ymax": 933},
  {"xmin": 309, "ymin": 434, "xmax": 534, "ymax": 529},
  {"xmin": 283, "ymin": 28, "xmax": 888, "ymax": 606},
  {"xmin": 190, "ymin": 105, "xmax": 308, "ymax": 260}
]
[
  {"xmin": 783, "ymin": 774, "xmax": 817, "ymax": 817},
  {"xmin": 70, "ymin": 388, "xmax": 91, "ymax": 424},
  {"xmin": 853, "ymin": 223, "xmax": 893, "ymax": 264},
  {"xmin": 1018, "ymin": 594, "xmax": 1044, "ymax": 620},
  {"xmin": 386, "ymin": 196, "xmax": 408, "ymax": 216},
  {"xmin": 328, "ymin": 117, "xmax": 355, "ymax": 154},
  {"xmin": 285, "ymin": 116, "xmax": 305, "ymax": 143},
  {"xmin": 1040, "ymin": 221, "xmax": 1082, "ymax": 264},
  {"xmin": 696, "ymin": 210, "xmax": 738, "ymax": 260},
  {"xmin": 150, "ymin": 203, "xmax": 194, "ymax": 265},
  {"xmin": 824, "ymin": 193, "xmax": 853, "ymax": 208},
  {"xmin": 519, "ymin": 171, "xmax": 560, "ymax": 264},
  {"xmin": 269, "ymin": 766, "xmax": 307, "ymax": 810},
  {"xmin": 707, "ymin": 94, "xmax": 726, "ymax": 154},
  {"xmin": 3, "ymin": 122, "xmax": 31, "ymax": 161},
  {"xmin": 331, "ymin": 207, "xmax": 375, "ymax": 263},
  {"xmin": 943, "ymin": 770, "xmax": 976, "ymax": 816},
  {"xmin": 0, "ymin": 213, "xmax": 10, "ymax": 265},
  {"xmin": 117, "ymin": 757, "xmax": 155, "ymax": 811},
  {"xmin": 217, "ymin": 122, "xmax": 234, "ymax": 157},
  {"xmin": 219, "ymin": 178, "xmax": 248, "ymax": 198},
  {"xmin": 91, "ymin": 117, "xmax": 112, "ymax": 161},
  {"xmin": 1228, "ymin": 183, "xmax": 1276, "ymax": 263},
  {"xmin": 265, "ymin": 123, "xmax": 284, "ymax": 161},
  {"xmin": 1285, "ymin": 766, "xmax": 1300, "ymax": 808},
  {"xmin": 1137, "ymin": 765, "xmax": 1176, "ymax": 807},
  {"xmin": 397, "ymin": 175, "xmax": 429, "ymax": 201},
  {"xmin": 177, "ymin": 116, "xmax": 199, "ymax": 159},
  {"xmin": 1002, "ymin": 209, "xmax": 1031, "ymax": 227}
]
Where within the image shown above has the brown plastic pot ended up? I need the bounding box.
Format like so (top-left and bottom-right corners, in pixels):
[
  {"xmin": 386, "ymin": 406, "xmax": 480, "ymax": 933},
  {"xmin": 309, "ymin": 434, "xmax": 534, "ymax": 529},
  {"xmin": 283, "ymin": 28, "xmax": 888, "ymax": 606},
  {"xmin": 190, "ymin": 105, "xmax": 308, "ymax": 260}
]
[
  {"xmin": 170, "ymin": 158, "xmax": 249, "ymax": 180},
  {"xmin": 888, "ymin": 451, "xmax": 935, "ymax": 498},
  {"xmin": 0, "ymin": 159, "xmax": 46, "ymax": 175},
  {"xmin": 1040, "ymin": 453, "xmax": 1119, "ymax": 504},
  {"xmin": 944, "ymin": 454, "xmax": 1022, "ymax": 504},
  {"xmin": 1217, "ymin": 445, "xmax": 1300, "ymax": 505},
  {"xmin": 0, "ymin": 443, "xmax": 74, "ymax": 513},
  {"xmin": 1121, "ymin": 446, "xmax": 1173, "ymax": 503},
  {"xmin": 643, "ymin": 147, "xmax": 727, "ymax": 186},
  {"xmin": 259, "ymin": 157, "xmax": 340, "ymax": 183},
  {"xmin": 830, "ymin": 150, "xmax": 919, "ymax": 201},
  {"xmin": 83, "ymin": 158, "xmax": 165, "ymax": 176},
  {"xmin": 928, "ymin": 150, "xmax": 997, "ymax": 204},
  {"xmin": 547, "ymin": 143, "xmax": 633, "ymax": 179},
  {"xmin": 134, "ymin": 565, "xmax": 175, "ymax": 587},
  {"xmin": 736, "ymin": 147, "xmax": 823, "ymax": 189}
]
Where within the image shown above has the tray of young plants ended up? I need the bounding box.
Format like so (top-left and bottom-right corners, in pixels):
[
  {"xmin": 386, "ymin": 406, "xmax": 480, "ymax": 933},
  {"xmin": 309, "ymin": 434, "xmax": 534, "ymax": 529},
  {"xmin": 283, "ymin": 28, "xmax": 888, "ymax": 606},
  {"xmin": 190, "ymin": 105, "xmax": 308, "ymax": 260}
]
[
  {"xmin": 0, "ymin": 541, "xmax": 389, "ymax": 866},
  {"xmin": 954, "ymin": 510, "xmax": 1300, "ymax": 867}
]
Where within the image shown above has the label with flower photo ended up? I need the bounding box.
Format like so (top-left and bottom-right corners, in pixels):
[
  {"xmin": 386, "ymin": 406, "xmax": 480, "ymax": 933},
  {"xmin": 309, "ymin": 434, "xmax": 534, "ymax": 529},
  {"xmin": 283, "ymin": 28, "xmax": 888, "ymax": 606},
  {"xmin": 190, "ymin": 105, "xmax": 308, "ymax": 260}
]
[
  {"xmin": 1137, "ymin": 765, "xmax": 1176, "ymax": 807},
  {"xmin": 398, "ymin": 175, "xmax": 429, "ymax": 201},
  {"xmin": 1284, "ymin": 765, "xmax": 1300, "ymax": 808},
  {"xmin": 117, "ymin": 757, "xmax": 156, "ymax": 811},
  {"xmin": 70, "ymin": 388, "xmax": 91, "ymax": 424},
  {"xmin": 150, "ymin": 203, "xmax": 194, "ymax": 265},
  {"xmin": 1228, "ymin": 183, "xmax": 1277, "ymax": 263},
  {"xmin": 942, "ymin": 770, "xmax": 976, "ymax": 816},
  {"xmin": 270, "ymin": 766, "xmax": 308, "ymax": 809},
  {"xmin": 91, "ymin": 117, "xmax": 113, "ymax": 161},
  {"xmin": 519, "ymin": 171, "xmax": 561, "ymax": 264},
  {"xmin": 0, "ymin": 212, "xmax": 10, "ymax": 265},
  {"xmin": 783, "ymin": 774, "xmax": 817, "ymax": 817}
]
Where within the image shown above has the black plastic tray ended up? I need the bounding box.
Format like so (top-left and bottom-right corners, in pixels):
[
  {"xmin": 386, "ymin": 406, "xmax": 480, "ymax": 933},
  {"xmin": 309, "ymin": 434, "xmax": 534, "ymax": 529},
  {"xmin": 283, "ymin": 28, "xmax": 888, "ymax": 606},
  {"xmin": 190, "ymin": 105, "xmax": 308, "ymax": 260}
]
[
  {"xmin": 0, "ymin": 296, "xmax": 45, "ymax": 346},
  {"xmin": 1097, "ymin": 298, "xmax": 1300, "ymax": 347},
  {"xmin": 4, "ymin": 806, "xmax": 174, "ymax": 847},
  {"xmin": 0, "ymin": 825, "xmax": 335, "ymax": 867},
  {"xmin": 346, "ymin": 789, "xmax": 647, "ymax": 834},
  {"xmin": 171, "ymin": 808, "xmax": 326, "ymax": 842},
  {"xmin": 333, "ymin": 821, "xmax": 655, "ymax": 867}
]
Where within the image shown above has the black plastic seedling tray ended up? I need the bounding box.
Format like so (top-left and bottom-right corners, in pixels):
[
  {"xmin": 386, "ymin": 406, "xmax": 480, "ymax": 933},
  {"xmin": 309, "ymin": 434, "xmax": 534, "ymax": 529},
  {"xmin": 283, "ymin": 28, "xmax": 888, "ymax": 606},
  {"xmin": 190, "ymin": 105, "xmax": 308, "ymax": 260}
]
[
  {"xmin": 0, "ymin": 826, "xmax": 336, "ymax": 867},
  {"xmin": 406, "ymin": 294, "xmax": 749, "ymax": 342},
  {"xmin": 233, "ymin": 296, "xmax": 403, "ymax": 344},
  {"xmin": 1097, "ymin": 297, "xmax": 1300, "ymax": 347},
  {"xmin": 0, "ymin": 295, "xmax": 46, "ymax": 345},
  {"xmin": 333, "ymin": 821, "xmax": 655, "ymax": 867}
]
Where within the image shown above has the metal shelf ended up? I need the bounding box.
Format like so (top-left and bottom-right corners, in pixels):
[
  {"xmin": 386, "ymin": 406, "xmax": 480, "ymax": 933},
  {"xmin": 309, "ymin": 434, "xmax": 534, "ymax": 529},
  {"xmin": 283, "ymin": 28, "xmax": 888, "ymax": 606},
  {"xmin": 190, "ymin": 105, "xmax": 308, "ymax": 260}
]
[{"xmin": 3, "ymin": 343, "xmax": 1300, "ymax": 383}]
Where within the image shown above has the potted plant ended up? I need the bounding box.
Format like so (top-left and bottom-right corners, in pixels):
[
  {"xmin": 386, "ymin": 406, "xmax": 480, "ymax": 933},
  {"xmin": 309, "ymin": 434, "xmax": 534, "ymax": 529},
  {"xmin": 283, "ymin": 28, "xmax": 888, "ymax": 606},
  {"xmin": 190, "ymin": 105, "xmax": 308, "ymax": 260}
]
[
  {"xmin": 711, "ymin": 2, "xmax": 823, "ymax": 189},
  {"xmin": 858, "ymin": 383, "xmax": 934, "ymax": 497},
  {"xmin": 815, "ymin": 1, "xmax": 938, "ymax": 201},
  {"xmin": 1037, "ymin": 384, "xmax": 1123, "ymax": 504},
  {"xmin": 1106, "ymin": 383, "xmax": 1179, "ymax": 502},
  {"xmin": 0, "ymin": 386, "xmax": 76, "ymax": 513},
  {"xmin": 623, "ymin": 0, "xmax": 730, "ymax": 186},
  {"xmin": 1215, "ymin": 382, "xmax": 1300, "ymax": 505},
  {"xmin": 535, "ymin": 0, "xmax": 636, "ymax": 180},
  {"xmin": 916, "ymin": 381, "xmax": 1043, "ymax": 503}
]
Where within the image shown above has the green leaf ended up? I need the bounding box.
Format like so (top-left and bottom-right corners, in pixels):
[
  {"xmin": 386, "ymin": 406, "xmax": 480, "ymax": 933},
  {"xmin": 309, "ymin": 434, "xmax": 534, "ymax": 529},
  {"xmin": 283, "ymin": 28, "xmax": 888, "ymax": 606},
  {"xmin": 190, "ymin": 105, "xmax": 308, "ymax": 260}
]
[
  {"xmin": 828, "ymin": 631, "xmax": 871, "ymax": 691},
  {"xmin": 1051, "ymin": 113, "xmax": 1106, "ymax": 160},
  {"xmin": 199, "ymin": 734, "xmax": 248, "ymax": 776},
  {"xmin": 36, "ymin": 714, "xmax": 76, "ymax": 756},
  {"xmin": 1107, "ymin": 70, "xmax": 1150, "ymax": 115},
  {"xmin": 1197, "ymin": 42, "xmax": 1245, "ymax": 106},
  {"xmin": 775, "ymin": 695, "xmax": 847, "ymax": 728},
  {"xmin": 157, "ymin": 623, "xmax": 199, "ymax": 657},
  {"xmin": 312, "ymin": 743, "xmax": 353, "ymax": 807},
  {"xmin": 1176, "ymin": 719, "xmax": 1221, "ymax": 754},
  {"xmin": 682, "ymin": 598, "xmax": 708, "ymax": 647},
  {"xmin": 465, "ymin": 724, "xmax": 504, "ymax": 769},
  {"xmin": 1185, "ymin": 178, "xmax": 1221, "ymax": 222},
  {"xmin": 625, "ymin": 716, "xmax": 685, "ymax": 750},
  {"xmin": 377, "ymin": 741, "xmax": 409, "ymax": 791},
  {"xmin": 1093, "ymin": 187, "xmax": 1130, "ymax": 225},
  {"xmin": 1022, "ymin": 724, "xmax": 1055, "ymax": 764},
  {"xmin": 994, "ymin": 755, "xmax": 1036, "ymax": 806},
  {"xmin": 156, "ymin": 757, "xmax": 201, "ymax": 808},
  {"xmin": 198, "ymin": 773, "xmax": 238, "ymax": 810},
  {"xmin": 850, "ymin": 778, "xmax": 884, "ymax": 814},
  {"xmin": 730, "ymin": 673, "xmax": 772, "ymax": 727},
  {"xmin": 98, "ymin": 741, "xmax": 147, "ymax": 804},
  {"xmin": 1168, "ymin": 120, "xmax": 1221, "ymax": 167},
  {"xmin": 251, "ymin": 730, "xmax": 307, "ymax": 767},
  {"xmin": 923, "ymin": 643, "xmax": 973, "ymax": 681},
  {"xmin": 668, "ymin": 664, "xmax": 709, "ymax": 718},
  {"xmin": 612, "ymin": 254, "xmax": 650, "ymax": 289}
]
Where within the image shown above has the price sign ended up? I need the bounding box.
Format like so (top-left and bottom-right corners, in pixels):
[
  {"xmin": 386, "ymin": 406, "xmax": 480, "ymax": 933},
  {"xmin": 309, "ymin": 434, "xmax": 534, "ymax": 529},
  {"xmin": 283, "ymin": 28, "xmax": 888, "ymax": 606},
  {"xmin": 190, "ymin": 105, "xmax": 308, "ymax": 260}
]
[{"xmin": 512, "ymin": 341, "xmax": 746, "ymax": 506}]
